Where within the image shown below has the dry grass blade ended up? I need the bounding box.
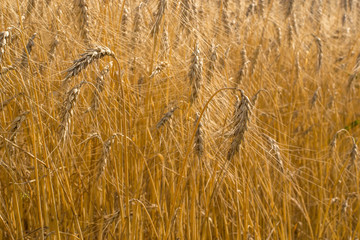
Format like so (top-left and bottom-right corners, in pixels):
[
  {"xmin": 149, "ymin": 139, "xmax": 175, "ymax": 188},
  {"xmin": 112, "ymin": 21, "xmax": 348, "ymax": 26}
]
[{"xmin": 63, "ymin": 46, "xmax": 114, "ymax": 86}]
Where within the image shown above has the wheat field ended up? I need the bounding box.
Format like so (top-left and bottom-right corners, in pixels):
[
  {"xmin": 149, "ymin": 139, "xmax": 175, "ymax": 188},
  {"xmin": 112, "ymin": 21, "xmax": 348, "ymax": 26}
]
[{"xmin": 0, "ymin": 0, "xmax": 360, "ymax": 239}]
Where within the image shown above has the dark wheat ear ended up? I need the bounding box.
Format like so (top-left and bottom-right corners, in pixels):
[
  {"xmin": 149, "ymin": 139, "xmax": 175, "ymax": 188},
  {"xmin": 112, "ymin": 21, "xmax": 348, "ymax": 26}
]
[
  {"xmin": 156, "ymin": 107, "xmax": 177, "ymax": 129},
  {"xmin": 63, "ymin": 46, "xmax": 115, "ymax": 87},
  {"xmin": 194, "ymin": 112, "xmax": 204, "ymax": 159},
  {"xmin": 227, "ymin": 90, "xmax": 252, "ymax": 161},
  {"xmin": 8, "ymin": 111, "xmax": 30, "ymax": 142}
]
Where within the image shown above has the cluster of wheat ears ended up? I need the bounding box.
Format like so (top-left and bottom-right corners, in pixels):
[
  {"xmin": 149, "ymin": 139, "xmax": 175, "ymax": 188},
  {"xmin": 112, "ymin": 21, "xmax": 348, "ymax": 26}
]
[{"xmin": 0, "ymin": 0, "xmax": 360, "ymax": 239}]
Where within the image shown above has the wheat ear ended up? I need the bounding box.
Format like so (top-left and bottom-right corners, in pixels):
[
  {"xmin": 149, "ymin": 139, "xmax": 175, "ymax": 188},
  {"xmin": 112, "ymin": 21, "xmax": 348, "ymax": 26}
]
[{"xmin": 63, "ymin": 46, "xmax": 115, "ymax": 86}]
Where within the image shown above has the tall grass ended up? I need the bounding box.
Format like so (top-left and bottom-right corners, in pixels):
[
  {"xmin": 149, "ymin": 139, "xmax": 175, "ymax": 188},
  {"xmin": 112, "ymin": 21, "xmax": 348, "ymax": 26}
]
[{"xmin": 0, "ymin": 0, "xmax": 360, "ymax": 239}]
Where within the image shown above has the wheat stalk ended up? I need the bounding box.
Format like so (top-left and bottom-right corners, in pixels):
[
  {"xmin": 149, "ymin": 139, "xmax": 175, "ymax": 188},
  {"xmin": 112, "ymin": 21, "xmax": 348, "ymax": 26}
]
[
  {"xmin": 151, "ymin": 0, "xmax": 167, "ymax": 37},
  {"xmin": 0, "ymin": 65, "xmax": 15, "ymax": 75},
  {"xmin": 235, "ymin": 47, "xmax": 249, "ymax": 86},
  {"xmin": 287, "ymin": 24, "xmax": 294, "ymax": 47},
  {"xmin": 0, "ymin": 27, "xmax": 12, "ymax": 64},
  {"xmin": 227, "ymin": 90, "xmax": 253, "ymax": 161},
  {"xmin": 291, "ymin": 13, "xmax": 299, "ymax": 35},
  {"xmin": 285, "ymin": 0, "xmax": 294, "ymax": 19},
  {"xmin": 246, "ymin": 0, "xmax": 256, "ymax": 17},
  {"xmin": 156, "ymin": 107, "xmax": 177, "ymax": 129},
  {"xmin": 310, "ymin": 87, "xmax": 320, "ymax": 108},
  {"xmin": 131, "ymin": 3, "xmax": 144, "ymax": 49},
  {"xmin": 48, "ymin": 35, "xmax": 59, "ymax": 62},
  {"xmin": 120, "ymin": 7, "xmax": 128, "ymax": 37},
  {"xmin": 250, "ymin": 44, "xmax": 261, "ymax": 76},
  {"xmin": 88, "ymin": 62, "xmax": 112, "ymax": 113},
  {"xmin": 63, "ymin": 46, "xmax": 115, "ymax": 86},
  {"xmin": 347, "ymin": 53, "xmax": 360, "ymax": 91},
  {"xmin": 97, "ymin": 134, "xmax": 117, "ymax": 180},
  {"xmin": 24, "ymin": 0, "xmax": 36, "ymax": 20},
  {"xmin": 206, "ymin": 42, "xmax": 218, "ymax": 82},
  {"xmin": 222, "ymin": 8, "xmax": 230, "ymax": 35},
  {"xmin": 264, "ymin": 134, "xmax": 284, "ymax": 172},
  {"xmin": 8, "ymin": 111, "xmax": 30, "ymax": 142},
  {"xmin": 189, "ymin": 42, "xmax": 203, "ymax": 104},
  {"xmin": 194, "ymin": 112, "xmax": 204, "ymax": 159},
  {"xmin": 74, "ymin": 0, "xmax": 91, "ymax": 46},
  {"xmin": 0, "ymin": 93, "xmax": 23, "ymax": 111},
  {"xmin": 274, "ymin": 22, "xmax": 282, "ymax": 47},
  {"xmin": 59, "ymin": 81, "xmax": 86, "ymax": 140},
  {"xmin": 313, "ymin": 35, "xmax": 322, "ymax": 72},
  {"xmin": 20, "ymin": 33, "xmax": 37, "ymax": 68},
  {"xmin": 150, "ymin": 61, "xmax": 168, "ymax": 78},
  {"xmin": 349, "ymin": 137, "xmax": 358, "ymax": 169},
  {"xmin": 180, "ymin": 0, "xmax": 191, "ymax": 33},
  {"xmin": 294, "ymin": 52, "xmax": 301, "ymax": 84},
  {"xmin": 161, "ymin": 23, "xmax": 169, "ymax": 59},
  {"xmin": 258, "ymin": 0, "xmax": 264, "ymax": 17}
]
